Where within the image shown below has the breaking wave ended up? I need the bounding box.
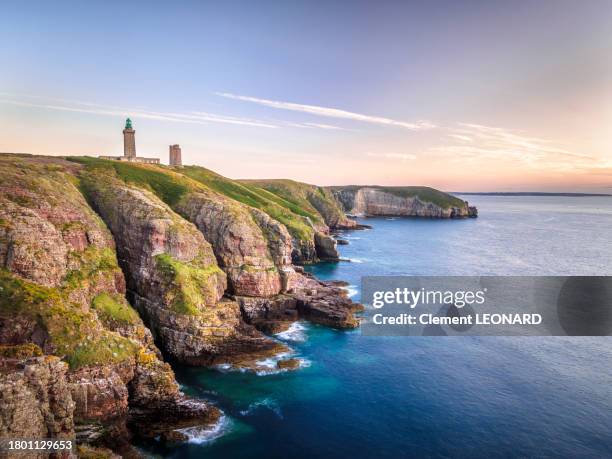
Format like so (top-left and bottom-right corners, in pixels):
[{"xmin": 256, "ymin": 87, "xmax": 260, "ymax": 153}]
[
  {"xmin": 275, "ymin": 321, "xmax": 308, "ymax": 342},
  {"xmin": 177, "ymin": 414, "xmax": 232, "ymax": 445},
  {"xmin": 239, "ymin": 398, "xmax": 283, "ymax": 419}
]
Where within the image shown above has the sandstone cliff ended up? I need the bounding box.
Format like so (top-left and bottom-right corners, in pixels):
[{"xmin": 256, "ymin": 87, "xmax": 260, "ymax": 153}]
[
  {"xmin": 0, "ymin": 155, "xmax": 220, "ymax": 454},
  {"xmin": 332, "ymin": 186, "xmax": 478, "ymax": 218},
  {"xmin": 180, "ymin": 167, "xmax": 343, "ymax": 263},
  {"xmin": 78, "ymin": 164, "xmax": 287, "ymax": 368}
]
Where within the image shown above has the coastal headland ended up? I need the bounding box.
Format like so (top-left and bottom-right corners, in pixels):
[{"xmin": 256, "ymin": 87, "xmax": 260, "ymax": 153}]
[{"xmin": 0, "ymin": 153, "xmax": 476, "ymax": 456}]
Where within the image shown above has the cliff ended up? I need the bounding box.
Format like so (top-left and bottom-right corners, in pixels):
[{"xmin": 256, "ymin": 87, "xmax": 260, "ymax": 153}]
[
  {"xmin": 331, "ymin": 186, "xmax": 478, "ymax": 218},
  {"xmin": 180, "ymin": 167, "xmax": 344, "ymax": 263},
  {"xmin": 0, "ymin": 153, "xmax": 474, "ymax": 455},
  {"xmin": 0, "ymin": 154, "xmax": 361, "ymax": 455},
  {"xmin": 0, "ymin": 155, "xmax": 219, "ymax": 455},
  {"xmin": 240, "ymin": 179, "xmax": 358, "ymax": 230}
]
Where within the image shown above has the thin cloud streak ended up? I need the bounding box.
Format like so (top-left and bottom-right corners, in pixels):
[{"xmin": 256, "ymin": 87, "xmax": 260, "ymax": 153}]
[
  {"xmin": 432, "ymin": 123, "xmax": 600, "ymax": 172},
  {"xmin": 216, "ymin": 92, "xmax": 435, "ymax": 130},
  {"xmin": 366, "ymin": 152, "xmax": 417, "ymax": 161},
  {"xmin": 0, "ymin": 93, "xmax": 358, "ymax": 131},
  {"xmin": 0, "ymin": 95, "xmax": 279, "ymax": 128}
]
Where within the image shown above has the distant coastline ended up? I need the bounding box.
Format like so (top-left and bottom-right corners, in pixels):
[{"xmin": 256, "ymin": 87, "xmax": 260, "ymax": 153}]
[{"xmin": 453, "ymin": 192, "xmax": 612, "ymax": 197}]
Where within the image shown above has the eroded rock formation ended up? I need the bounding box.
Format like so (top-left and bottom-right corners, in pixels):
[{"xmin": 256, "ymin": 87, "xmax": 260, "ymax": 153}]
[
  {"xmin": 333, "ymin": 186, "xmax": 477, "ymax": 218},
  {"xmin": 0, "ymin": 156, "xmax": 221, "ymax": 454},
  {"xmin": 79, "ymin": 167, "xmax": 287, "ymax": 367}
]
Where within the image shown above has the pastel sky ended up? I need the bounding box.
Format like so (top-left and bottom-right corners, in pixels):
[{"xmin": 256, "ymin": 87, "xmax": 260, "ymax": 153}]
[{"xmin": 1, "ymin": 0, "xmax": 611, "ymax": 192}]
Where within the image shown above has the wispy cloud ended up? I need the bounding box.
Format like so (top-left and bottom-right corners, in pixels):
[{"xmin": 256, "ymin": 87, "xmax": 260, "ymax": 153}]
[
  {"xmin": 216, "ymin": 92, "xmax": 435, "ymax": 130},
  {"xmin": 0, "ymin": 93, "xmax": 279, "ymax": 128},
  {"xmin": 283, "ymin": 121, "xmax": 348, "ymax": 130},
  {"xmin": 366, "ymin": 152, "xmax": 417, "ymax": 161},
  {"xmin": 432, "ymin": 123, "xmax": 598, "ymax": 171},
  {"xmin": 301, "ymin": 122, "xmax": 347, "ymax": 130}
]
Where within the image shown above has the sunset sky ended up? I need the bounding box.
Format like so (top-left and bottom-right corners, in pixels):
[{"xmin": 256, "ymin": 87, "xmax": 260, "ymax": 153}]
[{"xmin": 1, "ymin": 0, "xmax": 611, "ymax": 192}]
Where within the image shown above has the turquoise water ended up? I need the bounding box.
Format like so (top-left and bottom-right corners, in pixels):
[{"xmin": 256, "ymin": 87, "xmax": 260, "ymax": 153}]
[{"xmin": 145, "ymin": 196, "xmax": 612, "ymax": 458}]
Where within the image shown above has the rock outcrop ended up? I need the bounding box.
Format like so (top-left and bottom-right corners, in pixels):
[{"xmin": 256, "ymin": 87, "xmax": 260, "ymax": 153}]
[
  {"xmin": 314, "ymin": 231, "xmax": 340, "ymax": 260},
  {"xmin": 0, "ymin": 155, "xmax": 368, "ymax": 455},
  {"xmin": 79, "ymin": 167, "xmax": 286, "ymax": 367},
  {"xmin": 241, "ymin": 179, "xmax": 359, "ymax": 231},
  {"xmin": 332, "ymin": 186, "xmax": 477, "ymax": 218},
  {"xmin": 0, "ymin": 356, "xmax": 74, "ymax": 443},
  {"xmin": 175, "ymin": 190, "xmax": 292, "ymax": 297},
  {"xmin": 0, "ymin": 156, "xmax": 221, "ymax": 454}
]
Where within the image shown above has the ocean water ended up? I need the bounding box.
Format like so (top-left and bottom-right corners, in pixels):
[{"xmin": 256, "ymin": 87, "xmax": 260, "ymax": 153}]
[{"xmin": 143, "ymin": 196, "xmax": 612, "ymax": 458}]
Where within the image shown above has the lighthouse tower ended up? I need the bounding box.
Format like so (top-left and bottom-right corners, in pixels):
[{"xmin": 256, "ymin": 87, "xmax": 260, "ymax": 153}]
[
  {"xmin": 123, "ymin": 118, "xmax": 136, "ymax": 158},
  {"xmin": 98, "ymin": 118, "xmax": 160, "ymax": 164}
]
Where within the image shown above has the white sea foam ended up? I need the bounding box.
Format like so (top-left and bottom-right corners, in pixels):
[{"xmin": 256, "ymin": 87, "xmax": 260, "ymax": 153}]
[
  {"xmin": 177, "ymin": 414, "xmax": 231, "ymax": 445},
  {"xmin": 341, "ymin": 285, "xmax": 359, "ymax": 298},
  {"xmin": 348, "ymin": 258, "xmax": 364, "ymax": 263},
  {"xmin": 254, "ymin": 353, "xmax": 311, "ymax": 376},
  {"xmin": 214, "ymin": 344, "xmax": 311, "ymax": 376},
  {"xmin": 275, "ymin": 321, "xmax": 308, "ymax": 342},
  {"xmin": 239, "ymin": 398, "xmax": 283, "ymax": 419}
]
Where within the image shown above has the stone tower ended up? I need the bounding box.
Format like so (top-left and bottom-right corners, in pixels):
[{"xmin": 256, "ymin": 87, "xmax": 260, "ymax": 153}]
[
  {"xmin": 169, "ymin": 144, "xmax": 182, "ymax": 166},
  {"xmin": 123, "ymin": 118, "xmax": 136, "ymax": 158}
]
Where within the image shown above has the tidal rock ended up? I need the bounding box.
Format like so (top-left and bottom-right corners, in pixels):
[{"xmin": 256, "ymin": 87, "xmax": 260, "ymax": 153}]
[
  {"xmin": 314, "ymin": 232, "xmax": 340, "ymax": 260},
  {"xmin": 277, "ymin": 358, "xmax": 301, "ymax": 370},
  {"xmin": 236, "ymin": 272, "xmax": 362, "ymax": 330},
  {"xmin": 288, "ymin": 273, "xmax": 363, "ymax": 329}
]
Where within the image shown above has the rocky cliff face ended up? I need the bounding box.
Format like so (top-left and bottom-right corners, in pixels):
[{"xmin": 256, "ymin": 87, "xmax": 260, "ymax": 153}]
[
  {"xmin": 0, "ymin": 356, "xmax": 74, "ymax": 443},
  {"xmin": 0, "ymin": 156, "xmax": 221, "ymax": 454},
  {"xmin": 175, "ymin": 190, "xmax": 291, "ymax": 297},
  {"xmin": 0, "ymin": 154, "xmax": 365, "ymax": 455},
  {"xmin": 79, "ymin": 167, "xmax": 286, "ymax": 367},
  {"xmin": 333, "ymin": 187, "xmax": 477, "ymax": 218}
]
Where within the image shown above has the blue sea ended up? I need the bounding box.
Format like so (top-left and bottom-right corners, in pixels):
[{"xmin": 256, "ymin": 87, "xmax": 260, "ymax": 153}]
[{"xmin": 144, "ymin": 196, "xmax": 612, "ymax": 458}]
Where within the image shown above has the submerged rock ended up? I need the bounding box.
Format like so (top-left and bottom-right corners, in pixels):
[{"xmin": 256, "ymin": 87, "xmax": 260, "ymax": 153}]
[{"xmin": 277, "ymin": 358, "xmax": 301, "ymax": 370}]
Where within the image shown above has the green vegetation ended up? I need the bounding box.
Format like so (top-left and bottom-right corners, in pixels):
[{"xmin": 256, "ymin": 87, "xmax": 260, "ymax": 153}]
[
  {"xmin": 330, "ymin": 185, "xmax": 465, "ymax": 209},
  {"xmin": 69, "ymin": 156, "xmax": 192, "ymax": 206},
  {"xmin": 92, "ymin": 293, "xmax": 140, "ymax": 326},
  {"xmin": 0, "ymin": 270, "xmax": 138, "ymax": 369},
  {"xmin": 66, "ymin": 332, "xmax": 138, "ymax": 369},
  {"xmin": 63, "ymin": 247, "xmax": 118, "ymax": 290},
  {"xmin": 181, "ymin": 166, "xmax": 316, "ymax": 241},
  {"xmin": 0, "ymin": 343, "xmax": 43, "ymax": 359},
  {"xmin": 154, "ymin": 253, "xmax": 223, "ymax": 315},
  {"xmin": 243, "ymin": 179, "xmax": 348, "ymax": 227},
  {"xmin": 379, "ymin": 186, "xmax": 465, "ymax": 209},
  {"xmin": 241, "ymin": 179, "xmax": 324, "ymax": 221}
]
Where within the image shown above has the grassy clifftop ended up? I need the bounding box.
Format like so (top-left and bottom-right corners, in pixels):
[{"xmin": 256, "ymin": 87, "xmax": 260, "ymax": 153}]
[
  {"xmin": 240, "ymin": 179, "xmax": 350, "ymax": 229},
  {"xmin": 180, "ymin": 166, "xmax": 317, "ymax": 240}
]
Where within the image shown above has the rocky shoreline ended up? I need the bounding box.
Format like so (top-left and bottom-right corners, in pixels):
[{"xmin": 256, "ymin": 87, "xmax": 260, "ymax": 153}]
[{"xmin": 0, "ymin": 154, "xmax": 476, "ymax": 457}]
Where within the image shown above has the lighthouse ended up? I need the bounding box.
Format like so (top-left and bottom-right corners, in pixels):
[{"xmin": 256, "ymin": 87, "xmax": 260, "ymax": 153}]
[{"xmin": 123, "ymin": 118, "xmax": 136, "ymax": 158}]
